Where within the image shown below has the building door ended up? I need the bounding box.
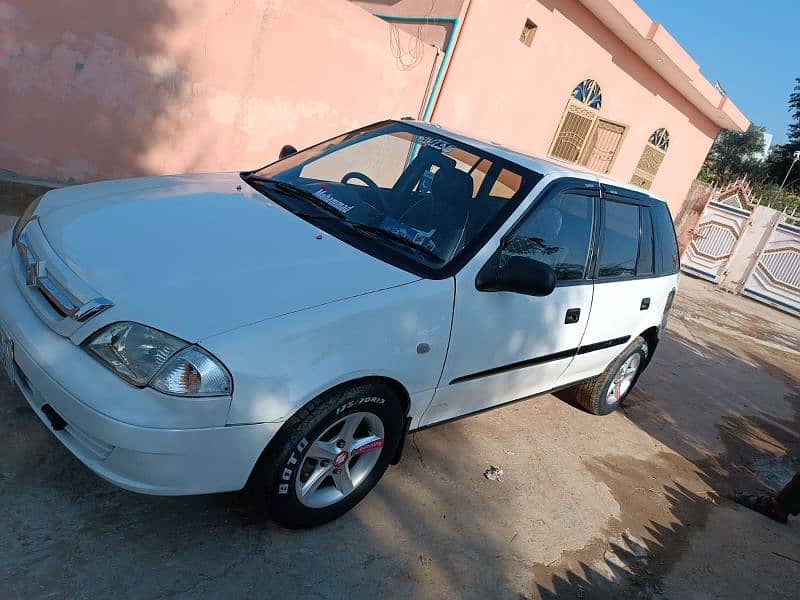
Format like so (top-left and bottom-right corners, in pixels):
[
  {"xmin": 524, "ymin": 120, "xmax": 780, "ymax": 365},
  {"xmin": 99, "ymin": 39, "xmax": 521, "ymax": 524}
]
[
  {"xmin": 549, "ymin": 79, "xmax": 603, "ymax": 163},
  {"xmin": 583, "ymin": 119, "xmax": 626, "ymax": 173}
]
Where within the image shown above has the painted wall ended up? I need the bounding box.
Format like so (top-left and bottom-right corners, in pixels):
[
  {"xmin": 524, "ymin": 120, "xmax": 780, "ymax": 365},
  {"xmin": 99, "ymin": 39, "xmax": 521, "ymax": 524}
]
[
  {"xmin": 430, "ymin": 0, "xmax": 720, "ymax": 214},
  {"xmin": 0, "ymin": 0, "xmax": 437, "ymax": 182},
  {"xmin": 351, "ymin": 0, "xmax": 465, "ymax": 47}
]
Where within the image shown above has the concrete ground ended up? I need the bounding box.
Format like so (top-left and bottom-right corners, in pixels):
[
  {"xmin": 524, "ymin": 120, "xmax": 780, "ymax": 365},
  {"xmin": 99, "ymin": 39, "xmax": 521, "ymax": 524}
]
[{"xmin": 1, "ymin": 187, "xmax": 798, "ymax": 599}]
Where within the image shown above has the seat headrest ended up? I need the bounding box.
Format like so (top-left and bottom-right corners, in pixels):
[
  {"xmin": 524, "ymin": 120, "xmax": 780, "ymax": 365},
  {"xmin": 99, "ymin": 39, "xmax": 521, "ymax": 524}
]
[{"xmin": 431, "ymin": 167, "xmax": 474, "ymax": 205}]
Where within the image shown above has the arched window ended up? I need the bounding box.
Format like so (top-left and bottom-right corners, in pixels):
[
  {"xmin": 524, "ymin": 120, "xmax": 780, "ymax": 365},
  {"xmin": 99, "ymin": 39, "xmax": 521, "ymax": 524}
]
[
  {"xmin": 549, "ymin": 79, "xmax": 626, "ymax": 173},
  {"xmin": 631, "ymin": 128, "xmax": 670, "ymax": 190},
  {"xmin": 571, "ymin": 78, "xmax": 603, "ymax": 109}
]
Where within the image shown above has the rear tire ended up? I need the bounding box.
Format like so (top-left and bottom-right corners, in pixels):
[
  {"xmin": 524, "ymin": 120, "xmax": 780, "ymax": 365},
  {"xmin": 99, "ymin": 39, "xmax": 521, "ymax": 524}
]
[
  {"xmin": 571, "ymin": 336, "xmax": 648, "ymax": 415},
  {"xmin": 254, "ymin": 381, "xmax": 404, "ymax": 529}
]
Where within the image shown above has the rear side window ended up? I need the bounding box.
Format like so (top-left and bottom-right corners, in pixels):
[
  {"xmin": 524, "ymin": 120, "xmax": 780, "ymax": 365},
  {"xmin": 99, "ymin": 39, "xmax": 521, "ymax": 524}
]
[
  {"xmin": 637, "ymin": 207, "xmax": 654, "ymax": 275},
  {"xmin": 597, "ymin": 201, "xmax": 639, "ymax": 278},
  {"xmin": 652, "ymin": 201, "xmax": 680, "ymax": 274}
]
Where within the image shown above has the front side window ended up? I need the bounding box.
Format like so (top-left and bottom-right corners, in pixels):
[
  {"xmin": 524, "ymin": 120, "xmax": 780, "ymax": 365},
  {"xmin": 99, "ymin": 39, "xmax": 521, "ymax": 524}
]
[
  {"xmin": 503, "ymin": 191, "xmax": 595, "ymax": 282},
  {"xmin": 598, "ymin": 201, "xmax": 639, "ymax": 278},
  {"xmin": 245, "ymin": 123, "xmax": 541, "ymax": 277}
]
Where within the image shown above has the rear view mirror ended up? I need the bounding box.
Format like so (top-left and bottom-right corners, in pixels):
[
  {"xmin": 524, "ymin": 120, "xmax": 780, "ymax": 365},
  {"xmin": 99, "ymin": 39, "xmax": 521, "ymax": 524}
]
[
  {"xmin": 476, "ymin": 253, "xmax": 556, "ymax": 297},
  {"xmin": 279, "ymin": 144, "xmax": 298, "ymax": 159}
]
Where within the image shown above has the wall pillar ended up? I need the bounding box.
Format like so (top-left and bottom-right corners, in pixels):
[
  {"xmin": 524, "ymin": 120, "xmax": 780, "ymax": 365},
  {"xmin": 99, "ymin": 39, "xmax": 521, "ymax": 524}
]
[{"xmin": 717, "ymin": 206, "xmax": 783, "ymax": 294}]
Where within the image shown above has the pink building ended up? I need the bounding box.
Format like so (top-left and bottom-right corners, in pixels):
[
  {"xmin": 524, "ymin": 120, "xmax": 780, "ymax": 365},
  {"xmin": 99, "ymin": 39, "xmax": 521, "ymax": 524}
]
[
  {"xmin": 1, "ymin": 0, "xmax": 748, "ymax": 214},
  {"xmin": 356, "ymin": 0, "xmax": 749, "ymax": 214}
]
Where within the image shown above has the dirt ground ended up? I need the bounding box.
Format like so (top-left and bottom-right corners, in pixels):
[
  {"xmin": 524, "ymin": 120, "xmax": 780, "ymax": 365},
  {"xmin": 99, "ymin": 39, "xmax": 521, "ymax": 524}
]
[{"xmin": 1, "ymin": 189, "xmax": 798, "ymax": 599}]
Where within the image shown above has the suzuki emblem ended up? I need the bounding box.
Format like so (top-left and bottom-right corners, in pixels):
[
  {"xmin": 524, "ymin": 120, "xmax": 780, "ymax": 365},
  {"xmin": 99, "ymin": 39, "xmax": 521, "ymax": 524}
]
[{"xmin": 26, "ymin": 260, "xmax": 43, "ymax": 287}]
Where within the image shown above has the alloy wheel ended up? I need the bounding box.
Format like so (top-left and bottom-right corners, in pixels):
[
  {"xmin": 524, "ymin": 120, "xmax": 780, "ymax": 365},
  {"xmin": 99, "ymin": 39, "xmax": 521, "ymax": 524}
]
[
  {"xmin": 295, "ymin": 412, "xmax": 385, "ymax": 508},
  {"xmin": 606, "ymin": 350, "xmax": 642, "ymax": 406}
]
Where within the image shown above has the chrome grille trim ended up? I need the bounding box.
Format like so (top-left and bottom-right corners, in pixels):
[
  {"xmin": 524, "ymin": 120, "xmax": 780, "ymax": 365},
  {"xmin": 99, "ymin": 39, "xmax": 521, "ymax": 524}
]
[{"xmin": 14, "ymin": 224, "xmax": 113, "ymax": 327}]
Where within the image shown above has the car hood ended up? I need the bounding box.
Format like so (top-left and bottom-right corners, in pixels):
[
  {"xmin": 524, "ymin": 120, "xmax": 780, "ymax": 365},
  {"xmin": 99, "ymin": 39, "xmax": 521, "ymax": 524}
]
[{"xmin": 36, "ymin": 172, "xmax": 419, "ymax": 341}]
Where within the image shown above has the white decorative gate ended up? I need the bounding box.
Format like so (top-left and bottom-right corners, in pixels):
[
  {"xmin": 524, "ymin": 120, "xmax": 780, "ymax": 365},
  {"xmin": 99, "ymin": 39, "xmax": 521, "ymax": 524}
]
[
  {"xmin": 741, "ymin": 221, "xmax": 800, "ymax": 315},
  {"xmin": 681, "ymin": 179, "xmax": 800, "ymax": 317},
  {"xmin": 681, "ymin": 200, "xmax": 751, "ymax": 282}
]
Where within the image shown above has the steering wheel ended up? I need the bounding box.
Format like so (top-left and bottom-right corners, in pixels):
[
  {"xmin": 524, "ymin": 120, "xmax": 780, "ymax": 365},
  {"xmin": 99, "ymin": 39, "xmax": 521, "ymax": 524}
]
[
  {"xmin": 341, "ymin": 171, "xmax": 379, "ymax": 189},
  {"xmin": 340, "ymin": 171, "xmax": 389, "ymax": 214}
]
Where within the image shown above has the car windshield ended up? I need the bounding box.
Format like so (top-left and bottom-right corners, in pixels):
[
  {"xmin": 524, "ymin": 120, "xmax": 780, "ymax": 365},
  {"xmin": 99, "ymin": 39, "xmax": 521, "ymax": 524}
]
[{"xmin": 244, "ymin": 122, "xmax": 541, "ymax": 277}]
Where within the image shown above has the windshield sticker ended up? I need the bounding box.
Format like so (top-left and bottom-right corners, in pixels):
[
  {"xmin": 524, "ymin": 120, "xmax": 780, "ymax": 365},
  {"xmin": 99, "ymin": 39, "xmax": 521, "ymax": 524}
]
[
  {"xmin": 418, "ymin": 136, "xmax": 456, "ymax": 154},
  {"xmin": 314, "ymin": 186, "xmax": 354, "ymax": 214},
  {"xmin": 381, "ymin": 216, "xmax": 437, "ymax": 251}
]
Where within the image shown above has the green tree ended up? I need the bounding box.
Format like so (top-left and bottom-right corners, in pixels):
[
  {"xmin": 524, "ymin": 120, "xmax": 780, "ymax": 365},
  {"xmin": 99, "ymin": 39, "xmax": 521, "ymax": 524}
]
[
  {"xmin": 766, "ymin": 77, "xmax": 800, "ymax": 192},
  {"xmin": 705, "ymin": 123, "xmax": 766, "ymax": 183}
]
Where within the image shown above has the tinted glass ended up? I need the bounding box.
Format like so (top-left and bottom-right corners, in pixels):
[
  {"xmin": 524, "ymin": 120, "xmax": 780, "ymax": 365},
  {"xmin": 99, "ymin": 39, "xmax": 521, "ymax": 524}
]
[
  {"xmin": 598, "ymin": 201, "xmax": 639, "ymax": 278},
  {"xmin": 503, "ymin": 191, "xmax": 595, "ymax": 281},
  {"xmin": 299, "ymin": 133, "xmax": 411, "ymax": 188},
  {"xmin": 490, "ymin": 169, "xmax": 523, "ymax": 199},
  {"xmin": 249, "ymin": 123, "xmax": 540, "ymax": 276},
  {"xmin": 652, "ymin": 201, "xmax": 680, "ymax": 273},
  {"xmin": 637, "ymin": 207, "xmax": 654, "ymax": 275}
]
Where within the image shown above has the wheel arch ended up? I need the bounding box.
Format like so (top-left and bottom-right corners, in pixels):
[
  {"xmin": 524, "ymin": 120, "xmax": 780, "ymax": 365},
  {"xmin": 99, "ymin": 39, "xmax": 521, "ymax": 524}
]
[
  {"xmin": 638, "ymin": 325, "xmax": 660, "ymax": 369},
  {"xmin": 246, "ymin": 376, "xmax": 411, "ymax": 489}
]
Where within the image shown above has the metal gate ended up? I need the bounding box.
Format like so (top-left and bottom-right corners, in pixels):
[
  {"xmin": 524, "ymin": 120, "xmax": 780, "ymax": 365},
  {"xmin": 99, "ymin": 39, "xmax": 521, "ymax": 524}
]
[
  {"xmin": 681, "ymin": 185, "xmax": 800, "ymax": 316},
  {"xmin": 681, "ymin": 200, "xmax": 751, "ymax": 282},
  {"xmin": 741, "ymin": 221, "xmax": 800, "ymax": 315}
]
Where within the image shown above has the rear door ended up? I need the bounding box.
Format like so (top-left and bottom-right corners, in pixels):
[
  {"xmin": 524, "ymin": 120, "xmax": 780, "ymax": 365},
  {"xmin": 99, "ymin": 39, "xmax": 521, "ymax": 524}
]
[{"xmin": 556, "ymin": 185, "xmax": 659, "ymax": 385}]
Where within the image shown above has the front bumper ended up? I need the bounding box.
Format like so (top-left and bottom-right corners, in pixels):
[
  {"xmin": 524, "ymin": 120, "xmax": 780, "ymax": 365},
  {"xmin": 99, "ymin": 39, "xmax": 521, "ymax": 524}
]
[
  {"xmin": 0, "ymin": 236, "xmax": 282, "ymax": 495},
  {"xmin": 7, "ymin": 344, "xmax": 280, "ymax": 494}
]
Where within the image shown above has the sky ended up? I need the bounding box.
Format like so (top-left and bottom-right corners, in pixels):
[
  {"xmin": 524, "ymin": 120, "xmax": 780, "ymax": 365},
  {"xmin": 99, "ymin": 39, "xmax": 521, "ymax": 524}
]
[{"xmin": 636, "ymin": 0, "xmax": 798, "ymax": 145}]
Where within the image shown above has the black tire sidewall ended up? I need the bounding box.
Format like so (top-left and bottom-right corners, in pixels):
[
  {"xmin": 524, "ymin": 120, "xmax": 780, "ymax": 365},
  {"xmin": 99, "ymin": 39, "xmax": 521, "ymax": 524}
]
[
  {"xmin": 598, "ymin": 339, "xmax": 648, "ymax": 414},
  {"xmin": 263, "ymin": 383, "xmax": 403, "ymax": 528}
]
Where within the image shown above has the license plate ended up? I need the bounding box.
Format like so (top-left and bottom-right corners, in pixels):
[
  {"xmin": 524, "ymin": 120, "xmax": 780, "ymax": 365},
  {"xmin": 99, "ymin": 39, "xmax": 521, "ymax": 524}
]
[{"xmin": 0, "ymin": 326, "xmax": 14, "ymax": 382}]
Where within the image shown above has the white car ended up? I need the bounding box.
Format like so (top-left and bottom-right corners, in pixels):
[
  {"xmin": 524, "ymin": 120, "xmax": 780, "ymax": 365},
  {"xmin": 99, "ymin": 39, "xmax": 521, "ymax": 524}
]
[{"xmin": 1, "ymin": 120, "xmax": 679, "ymax": 528}]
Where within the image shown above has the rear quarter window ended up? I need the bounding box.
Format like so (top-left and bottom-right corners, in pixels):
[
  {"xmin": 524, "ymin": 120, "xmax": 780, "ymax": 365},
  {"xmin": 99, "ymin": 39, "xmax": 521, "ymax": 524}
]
[
  {"xmin": 637, "ymin": 207, "xmax": 654, "ymax": 275},
  {"xmin": 651, "ymin": 201, "xmax": 680, "ymax": 274}
]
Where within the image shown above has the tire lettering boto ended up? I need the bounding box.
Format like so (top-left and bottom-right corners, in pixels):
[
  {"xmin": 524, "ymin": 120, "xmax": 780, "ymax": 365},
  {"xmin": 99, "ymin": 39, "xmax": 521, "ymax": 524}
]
[{"xmin": 278, "ymin": 437, "xmax": 309, "ymax": 495}]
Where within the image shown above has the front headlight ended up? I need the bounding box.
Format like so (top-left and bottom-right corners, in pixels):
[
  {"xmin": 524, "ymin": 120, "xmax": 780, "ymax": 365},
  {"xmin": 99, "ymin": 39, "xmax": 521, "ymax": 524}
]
[
  {"xmin": 12, "ymin": 194, "xmax": 43, "ymax": 246},
  {"xmin": 83, "ymin": 322, "xmax": 232, "ymax": 397}
]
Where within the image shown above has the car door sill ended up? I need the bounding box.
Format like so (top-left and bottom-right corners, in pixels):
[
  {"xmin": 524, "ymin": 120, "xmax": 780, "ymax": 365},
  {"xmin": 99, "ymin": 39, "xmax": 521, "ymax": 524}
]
[{"xmin": 411, "ymin": 376, "xmax": 596, "ymax": 433}]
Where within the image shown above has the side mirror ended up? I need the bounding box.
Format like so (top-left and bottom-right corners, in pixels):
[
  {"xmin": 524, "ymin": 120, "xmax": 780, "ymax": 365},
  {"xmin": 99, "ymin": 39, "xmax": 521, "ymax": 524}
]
[
  {"xmin": 476, "ymin": 253, "xmax": 556, "ymax": 297},
  {"xmin": 279, "ymin": 144, "xmax": 298, "ymax": 159}
]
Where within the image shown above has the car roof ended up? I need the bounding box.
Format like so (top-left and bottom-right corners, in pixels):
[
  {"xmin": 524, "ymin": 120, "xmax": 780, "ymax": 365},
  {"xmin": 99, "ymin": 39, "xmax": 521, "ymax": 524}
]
[{"xmin": 399, "ymin": 119, "xmax": 669, "ymax": 206}]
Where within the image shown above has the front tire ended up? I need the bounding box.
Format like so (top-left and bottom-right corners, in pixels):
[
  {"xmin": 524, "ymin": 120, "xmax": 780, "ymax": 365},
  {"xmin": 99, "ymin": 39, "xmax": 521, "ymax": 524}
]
[
  {"xmin": 255, "ymin": 381, "xmax": 404, "ymax": 528},
  {"xmin": 571, "ymin": 336, "xmax": 648, "ymax": 415}
]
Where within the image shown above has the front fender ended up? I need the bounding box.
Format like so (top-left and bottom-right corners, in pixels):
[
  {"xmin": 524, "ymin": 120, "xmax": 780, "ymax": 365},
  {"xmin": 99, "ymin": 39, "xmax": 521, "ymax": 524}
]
[{"xmin": 201, "ymin": 278, "xmax": 454, "ymax": 425}]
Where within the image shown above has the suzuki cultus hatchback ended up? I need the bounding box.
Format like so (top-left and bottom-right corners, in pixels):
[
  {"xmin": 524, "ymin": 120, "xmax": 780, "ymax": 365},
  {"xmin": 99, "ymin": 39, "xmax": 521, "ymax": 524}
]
[{"xmin": 1, "ymin": 120, "xmax": 679, "ymax": 527}]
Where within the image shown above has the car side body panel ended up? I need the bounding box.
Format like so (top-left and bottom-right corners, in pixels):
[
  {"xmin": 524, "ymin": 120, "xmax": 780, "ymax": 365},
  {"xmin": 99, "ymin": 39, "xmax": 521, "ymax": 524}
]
[
  {"xmin": 201, "ymin": 277, "xmax": 454, "ymax": 427},
  {"xmin": 421, "ymin": 175, "xmax": 599, "ymax": 427},
  {"xmin": 556, "ymin": 275, "xmax": 677, "ymax": 385}
]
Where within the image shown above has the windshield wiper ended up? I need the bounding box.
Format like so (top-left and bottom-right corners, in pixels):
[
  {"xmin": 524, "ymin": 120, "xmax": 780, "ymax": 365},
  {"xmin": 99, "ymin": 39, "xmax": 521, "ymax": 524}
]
[
  {"xmin": 245, "ymin": 176, "xmax": 347, "ymax": 219},
  {"xmin": 349, "ymin": 223, "xmax": 444, "ymax": 263}
]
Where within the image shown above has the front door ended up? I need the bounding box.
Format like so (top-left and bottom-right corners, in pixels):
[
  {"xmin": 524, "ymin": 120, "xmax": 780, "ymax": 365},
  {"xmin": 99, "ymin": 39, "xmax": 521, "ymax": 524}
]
[{"xmin": 420, "ymin": 180, "xmax": 599, "ymax": 427}]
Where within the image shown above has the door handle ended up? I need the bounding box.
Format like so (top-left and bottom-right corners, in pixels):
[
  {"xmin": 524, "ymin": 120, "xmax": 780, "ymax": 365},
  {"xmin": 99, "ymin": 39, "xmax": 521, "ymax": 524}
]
[
  {"xmin": 564, "ymin": 308, "xmax": 581, "ymax": 324},
  {"xmin": 640, "ymin": 297, "xmax": 651, "ymax": 310}
]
